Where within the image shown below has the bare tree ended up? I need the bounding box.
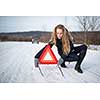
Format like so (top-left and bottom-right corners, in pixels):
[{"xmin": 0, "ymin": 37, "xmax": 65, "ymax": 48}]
[
  {"xmin": 75, "ymin": 16, "xmax": 100, "ymax": 44},
  {"xmin": 76, "ymin": 16, "xmax": 89, "ymax": 44},
  {"xmin": 76, "ymin": 16, "xmax": 100, "ymax": 31},
  {"xmin": 88, "ymin": 16, "xmax": 100, "ymax": 31},
  {"xmin": 76, "ymin": 16, "xmax": 90, "ymax": 32}
]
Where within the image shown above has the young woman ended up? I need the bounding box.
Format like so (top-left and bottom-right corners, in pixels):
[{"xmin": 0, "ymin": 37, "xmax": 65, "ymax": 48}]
[{"xmin": 34, "ymin": 24, "xmax": 87, "ymax": 73}]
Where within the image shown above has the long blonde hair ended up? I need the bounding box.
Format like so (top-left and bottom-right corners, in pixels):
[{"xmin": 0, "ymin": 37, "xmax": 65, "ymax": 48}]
[{"xmin": 50, "ymin": 24, "xmax": 73, "ymax": 54}]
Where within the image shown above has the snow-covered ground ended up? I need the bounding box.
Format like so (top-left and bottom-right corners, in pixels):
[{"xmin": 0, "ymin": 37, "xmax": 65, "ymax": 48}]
[{"xmin": 0, "ymin": 41, "xmax": 100, "ymax": 83}]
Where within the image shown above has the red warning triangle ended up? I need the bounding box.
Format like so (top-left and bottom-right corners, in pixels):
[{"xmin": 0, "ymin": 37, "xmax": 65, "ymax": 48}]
[{"xmin": 39, "ymin": 45, "xmax": 58, "ymax": 64}]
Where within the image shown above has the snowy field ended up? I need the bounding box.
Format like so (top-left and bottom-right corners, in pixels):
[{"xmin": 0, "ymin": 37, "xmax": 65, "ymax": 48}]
[{"xmin": 0, "ymin": 41, "xmax": 100, "ymax": 83}]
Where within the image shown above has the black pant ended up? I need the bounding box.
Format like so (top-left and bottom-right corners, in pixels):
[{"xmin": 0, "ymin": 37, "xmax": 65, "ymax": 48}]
[
  {"xmin": 63, "ymin": 44, "xmax": 87, "ymax": 66},
  {"xmin": 35, "ymin": 44, "xmax": 87, "ymax": 66}
]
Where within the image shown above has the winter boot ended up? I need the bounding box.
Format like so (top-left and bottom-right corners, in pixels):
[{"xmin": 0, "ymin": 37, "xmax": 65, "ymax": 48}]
[
  {"xmin": 75, "ymin": 47, "xmax": 87, "ymax": 73},
  {"xmin": 75, "ymin": 64, "xmax": 83, "ymax": 73}
]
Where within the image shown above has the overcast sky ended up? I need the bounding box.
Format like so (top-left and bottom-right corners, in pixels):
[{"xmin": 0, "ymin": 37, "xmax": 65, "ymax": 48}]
[{"xmin": 0, "ymin": 16, "xmax": 79, "ymax": 33}]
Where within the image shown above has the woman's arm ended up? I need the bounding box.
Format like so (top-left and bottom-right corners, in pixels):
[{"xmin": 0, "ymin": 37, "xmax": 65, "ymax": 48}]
[
  {"xmin": 34, "ymin": 45, "xmax": 47, "ymax": 58},
  {"xmin": 35, "ymin": 41, "xmax": 54, "ymax": 59}
]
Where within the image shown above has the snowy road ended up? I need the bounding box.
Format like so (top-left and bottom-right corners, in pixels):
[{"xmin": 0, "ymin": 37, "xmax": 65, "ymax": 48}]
[{"xmin": 0, "ymin": 42, "xmax": 100, "ymax": 83}]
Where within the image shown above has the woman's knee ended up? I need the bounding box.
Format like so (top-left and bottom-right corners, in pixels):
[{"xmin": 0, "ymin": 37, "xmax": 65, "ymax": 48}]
[{"xmin": 81, "ymin": 44, "xmax": 87, "ymax": 51}]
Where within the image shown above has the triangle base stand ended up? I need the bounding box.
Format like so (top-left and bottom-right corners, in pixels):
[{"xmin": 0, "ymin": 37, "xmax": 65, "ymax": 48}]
[
  {"xmin": 38, "ymin": 64, "xmax": 65, "ymax": 77},
  {"xmin": 38, "ymin": 66, "xmax": 44, "ymax": 77},
  {"xmin": 56, "ymin": 65, "xmax": 65, "ymax": 77}
]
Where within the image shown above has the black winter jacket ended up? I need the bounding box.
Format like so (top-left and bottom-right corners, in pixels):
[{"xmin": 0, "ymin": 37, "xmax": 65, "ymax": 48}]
[{"xmin": 49, "ymin": 38, "xmax": 74, "ymax": 60}]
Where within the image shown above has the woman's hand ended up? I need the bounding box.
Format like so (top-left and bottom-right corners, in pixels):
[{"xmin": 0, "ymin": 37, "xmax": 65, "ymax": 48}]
[
  {"xmin": 57, "ymin": 58, "xmax": 64, "ymax": 66},
  {"xmin": 48, "ymin": 41, "xmax": 54, "ymax": 48}
]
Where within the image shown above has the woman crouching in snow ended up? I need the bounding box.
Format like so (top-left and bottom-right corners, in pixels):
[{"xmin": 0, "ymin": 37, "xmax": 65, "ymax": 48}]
[{"xmin": 34, "ymin": 24, "xmax": 87, "ymax": 74}]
